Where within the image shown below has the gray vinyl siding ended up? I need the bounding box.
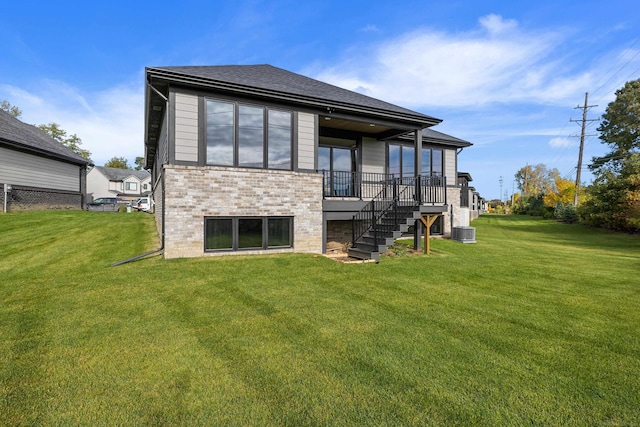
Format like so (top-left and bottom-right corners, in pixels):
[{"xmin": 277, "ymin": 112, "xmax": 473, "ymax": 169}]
[
  {"xmin": 444, "ymin": 148, "xmax": 456, "ymax": 182},
  {"xmin": 174, "ymin": 92, "xmax": 199, "ymax": 163},
  {"xmin": 0, "ymin": 146, "xmax": 80, "ymax": 191},
  {"xmin": 297, "ymin": 112, "xmax": 315, "ymax": 170},
  {"xmin": 361, "ymin": 137, "xmax": 385, "ymax": 174}
]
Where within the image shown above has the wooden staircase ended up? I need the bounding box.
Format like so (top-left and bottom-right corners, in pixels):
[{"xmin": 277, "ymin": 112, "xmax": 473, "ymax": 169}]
[
  {"xmin": 348, "ymin": 205, "xmax": 430, "ymax": 261},
  {"xmin": 347, "ymin": 176, "xmax": 447, "ymax": 262}
]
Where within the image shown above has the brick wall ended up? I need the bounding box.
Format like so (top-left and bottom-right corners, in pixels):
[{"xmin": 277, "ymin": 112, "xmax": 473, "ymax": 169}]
[
  {"xmin": 327, "ymin": 220, "xmax": 353, "ymax": 245},
  {"xmin": 0, "ymin": 184, "xmax": 83, "ymax": 212},
  {"xmin": 161, "ymin": 165, "xmax": 323, "ymax": 258}
]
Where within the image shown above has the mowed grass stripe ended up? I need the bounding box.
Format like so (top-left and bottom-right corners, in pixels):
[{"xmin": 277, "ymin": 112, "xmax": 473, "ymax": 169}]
[{"xmin": 1, "ymin": 211, "xmax": 639, "ymax": 425}]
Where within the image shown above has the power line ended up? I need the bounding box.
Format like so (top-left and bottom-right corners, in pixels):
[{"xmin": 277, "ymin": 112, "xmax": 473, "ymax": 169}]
[
  {"xmin": 570, "ymin": 93, "xmax": 598, "ymax": 206},
  {"xmin": 590, "ymin": 37, "xmax": 640, "ymax": 103}
]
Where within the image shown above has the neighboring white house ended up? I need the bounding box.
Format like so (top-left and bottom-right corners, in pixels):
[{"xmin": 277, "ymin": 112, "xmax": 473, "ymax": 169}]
[
  {"xmin": 0, "ymin": 109, "xmax": 89, "ymax": 211},
  {"xmin": 86, "ymin": 166, "xmax": 151, "ymax": 202}
]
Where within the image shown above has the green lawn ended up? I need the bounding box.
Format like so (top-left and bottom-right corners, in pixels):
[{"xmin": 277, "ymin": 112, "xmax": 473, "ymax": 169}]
[{"xmin": 1, "ymin": 211, "xmax": 639, "ymax": 426}]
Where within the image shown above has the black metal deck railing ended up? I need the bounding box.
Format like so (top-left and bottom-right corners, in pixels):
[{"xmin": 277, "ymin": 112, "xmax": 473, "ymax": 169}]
[
  {"xmin": 321, "ymin": 171, "xmax": 388, "ymax": 199},
  {"xmin": 321, "ymin": 171, "xmax": 447, "ymax": 202}
]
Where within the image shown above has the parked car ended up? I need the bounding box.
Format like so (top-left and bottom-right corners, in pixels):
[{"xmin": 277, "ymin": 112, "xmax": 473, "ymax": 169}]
[
  {"xmin": 133, "ymin": 197, "xmax": 151, "ymax": 211},
  {"xmin": 87, "ymin": 197, "xmax": 124, "ymax": 211},
  {"xmin": 89, "ymin": 197, "xmax": 123, "ymax": 205}
]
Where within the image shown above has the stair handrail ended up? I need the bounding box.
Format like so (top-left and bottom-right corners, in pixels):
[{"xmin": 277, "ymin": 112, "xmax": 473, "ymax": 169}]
[
  {"xmin": 351, "ymin": 181, "xmax": 393, "ymax": 247},
  {"xmin": 352, "ymin": 176, "xmax": 420, "ymax": 247}
]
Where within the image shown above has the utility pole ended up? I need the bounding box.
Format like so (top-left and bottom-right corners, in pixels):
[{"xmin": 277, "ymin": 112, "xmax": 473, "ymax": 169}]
[
  {"xmin": 571, "ymin": 92, "xmax": 598, "ymax": 206},
  {"xmin": 499, "ymin": 176, "xmax": 503, "ymax": 204}
]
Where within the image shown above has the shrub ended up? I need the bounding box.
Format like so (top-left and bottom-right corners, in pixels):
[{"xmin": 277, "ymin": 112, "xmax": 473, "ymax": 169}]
[
  {"xmin": 554, "ymin": 203, "xmax": 578, "ymax": 223},
  {"xmin": 513, "ymin": 195, "xmax": 553, "ymax": 217}
]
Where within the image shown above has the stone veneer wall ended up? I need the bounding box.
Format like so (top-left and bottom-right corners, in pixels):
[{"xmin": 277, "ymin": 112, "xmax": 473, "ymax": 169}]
[{"xmin": 162, "ymin": 165, "xmax": 323, "ymax": 259}]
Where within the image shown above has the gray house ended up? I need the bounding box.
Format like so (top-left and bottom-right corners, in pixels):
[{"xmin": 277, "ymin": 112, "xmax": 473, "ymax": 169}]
[
  {"xmin": 144, "ymin": 65, "xmax": 473, "ymax": 260},
  {"xmin": 0, "ymin": 110, "xmax": 89, "ymax": 212}
]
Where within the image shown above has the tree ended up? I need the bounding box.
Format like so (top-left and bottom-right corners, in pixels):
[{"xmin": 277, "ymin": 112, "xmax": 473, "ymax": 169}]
[
  {"xmin": 512, "ymin": 164, "xmax": 559, "ymax": 217},
  {"xmin": 514, "ymin": 164, "xmax": 559, "ymax": 197},
  {"xmin": 38, "ymin": 122, "xmax": 92, "ymax": 162},
  {"xmin": 580, "ymin": 153, "xmax": 640, "ymax": 231},
  {"xmin": 104, "ymin": 156, "xmax": 130, "ymax": 169},
  {"xmin": 580, "ymin": 78, "xmax": 640, "ymax": 232},
  {"xmin": 1, "ymin": 100, "xmax": 22, "ymax": 118},
  {"xmin": 543, "ymin": 175, "xmax": 584, "ymax": 207},
  {"xmin": 134, "ymin": 156, "xmax": 145, "ymax": 171},
  {"xmin": 591, "ymin": 78, "xmax": 640, "ymax": 174}
]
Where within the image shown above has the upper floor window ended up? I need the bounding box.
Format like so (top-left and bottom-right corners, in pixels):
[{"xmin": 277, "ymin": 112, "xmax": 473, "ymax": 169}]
[
  {"xmin": 430, "ymin": 148, "xmax": 443, "ymax": 176},
  {"xmin": 125, "ymin": 182, "xmax": 138, "ymax": 191},
  {"xmin": 388, "ymin": 143, "xmax": 443, "ymax": 178},
  {"xmin": 206, "ymin": 99, "xmax": 292, "ymax": 170}
]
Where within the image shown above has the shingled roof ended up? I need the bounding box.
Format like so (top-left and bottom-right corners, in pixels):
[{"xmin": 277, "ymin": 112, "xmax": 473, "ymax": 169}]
[
  {"xmin": 395, "ymin": 128, "xmax": 472, "ymax": 148},
  {"xmin": 0, "ymin": 109, "xmax": 89, "ymax": 165},
  {"xmin": 93, "ymin": 166, "xmax": 150, "ymax": 181},
  {"xmin": 146, "ymin": 64, "xmax": 440, "ymax": 125},
  {"xmin": 422, "ymin": 128, "xmax": 472, "ymax": 148}
]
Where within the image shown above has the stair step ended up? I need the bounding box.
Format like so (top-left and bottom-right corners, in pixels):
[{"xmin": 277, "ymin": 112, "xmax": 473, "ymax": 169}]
[
  {"xmin": 360, "ymin": 235, "xmax": 395, "ymax": 246},
  {"xmin": 381, "ymin": 211, "xmax": 422, "ymax": 221},
  {"xmin": 366, "ymin": 229, "xmax": 403, "ymax": 239},
  {"xmin": 353, "ymin": 241, "xmax": 387, "ymax": 253},
  {"xmin": 348, "ymin": 247, "xmax": 381, "ymax": 262}
]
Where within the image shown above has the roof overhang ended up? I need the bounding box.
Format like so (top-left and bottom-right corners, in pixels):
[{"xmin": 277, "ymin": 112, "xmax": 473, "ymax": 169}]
[
  {"xmin": 394, "ymin": 130, "xmax": 473, "ymax": 149},
  {"xmin": 0, "ymin": 138, "xmax": 89, "ymax": 166},
  {"xmin": 458, "ymin": 171, "xmax": 473, "ymax": 181}
]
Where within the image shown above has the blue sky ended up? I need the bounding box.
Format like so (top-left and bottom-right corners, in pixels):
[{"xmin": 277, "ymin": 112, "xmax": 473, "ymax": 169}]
[{"xmin": 1, "ymin": 0, "xmax": 639, "ymax": 199}]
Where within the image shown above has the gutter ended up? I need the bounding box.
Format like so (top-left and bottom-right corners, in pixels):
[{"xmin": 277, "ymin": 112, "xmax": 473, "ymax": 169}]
[{"xmin": 111, "ymin": 81, "xmax": 168, "ymax": 267}]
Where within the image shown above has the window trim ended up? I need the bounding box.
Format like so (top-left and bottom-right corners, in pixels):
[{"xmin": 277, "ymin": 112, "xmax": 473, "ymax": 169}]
[
  {"xmin": 205, "ymin": 98, "xmax": 293, "ymax": 170},
  {"xmin": 204, "ymin": 216, "xmax": 294, "ymax": 252}
]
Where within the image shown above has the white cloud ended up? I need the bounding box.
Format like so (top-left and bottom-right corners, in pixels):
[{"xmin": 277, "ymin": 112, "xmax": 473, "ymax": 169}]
[
  {"xmin": 549, "ymin": 137, "xmax": 575, "ymax": 148},
  {"xmin": 0, "ymin": 79, "xmax": 144, "ymax": 166},
  {"xmin": 309, "ymin": 15, "xmax": 593, "ymax": 109},
  {"xmin": 478, "ymin": 14, "xmax": 518, "ymax": 35}
]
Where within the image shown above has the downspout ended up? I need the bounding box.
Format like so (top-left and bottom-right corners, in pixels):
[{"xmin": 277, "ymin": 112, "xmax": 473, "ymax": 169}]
[
  {"xmin": 450, "ymin": 203, "xmax": 454, "ymax": 237},
  {"xmin": 111, "ymin": 172, "xmax": 166, "ymax": 266},
  {"xmin": 111, "ymin": 80, "xmax": 168, "ymax": 267}
]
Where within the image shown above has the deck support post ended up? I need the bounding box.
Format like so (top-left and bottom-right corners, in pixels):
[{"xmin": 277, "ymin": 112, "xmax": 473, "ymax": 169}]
[{"xmin": 419, "ymin": 214, "xmax": 440, "ymax": 255}]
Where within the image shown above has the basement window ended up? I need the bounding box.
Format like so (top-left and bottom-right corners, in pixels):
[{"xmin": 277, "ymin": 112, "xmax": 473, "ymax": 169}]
[{"xmin": 205, "ymin": 217, "xmax": 293, "ymax": 252}]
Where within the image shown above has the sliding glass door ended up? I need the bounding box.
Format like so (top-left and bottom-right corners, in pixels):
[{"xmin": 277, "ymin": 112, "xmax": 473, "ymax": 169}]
[{"xmin": 319, "ymin": 146, "xmax": 357, "ymax": 197}]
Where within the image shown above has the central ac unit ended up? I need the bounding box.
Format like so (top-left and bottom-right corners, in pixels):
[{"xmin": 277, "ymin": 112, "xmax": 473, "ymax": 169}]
[{"xmin": 452, "ymin": 226, "xmax": 476, "ymax": 243}]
